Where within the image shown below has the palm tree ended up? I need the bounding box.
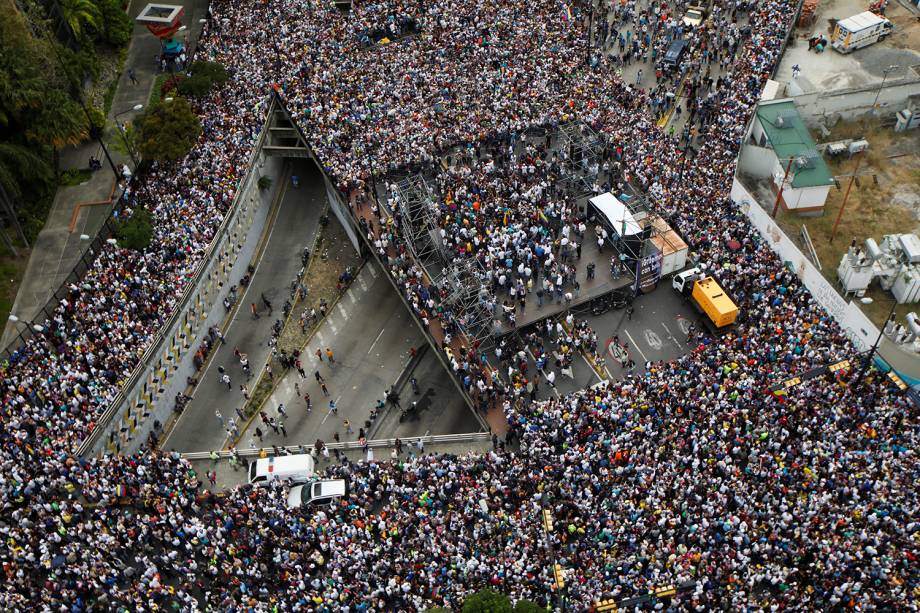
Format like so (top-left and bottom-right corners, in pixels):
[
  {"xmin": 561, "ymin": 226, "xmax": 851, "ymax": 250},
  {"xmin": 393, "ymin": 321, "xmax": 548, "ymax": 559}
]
[
  {"xmin": 57, "ymin": 0, "xmax": 101, "ymax": 39},
  {"xmin": 0, "ymin": 141, "xmax": 53, "ymax": 249}
]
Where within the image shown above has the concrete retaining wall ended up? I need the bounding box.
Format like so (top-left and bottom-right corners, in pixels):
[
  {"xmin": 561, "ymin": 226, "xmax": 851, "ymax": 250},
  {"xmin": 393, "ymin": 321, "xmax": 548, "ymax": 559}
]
[{"xmin": 80, "ymin": 96, "xmax": 283, "ymax": 457}]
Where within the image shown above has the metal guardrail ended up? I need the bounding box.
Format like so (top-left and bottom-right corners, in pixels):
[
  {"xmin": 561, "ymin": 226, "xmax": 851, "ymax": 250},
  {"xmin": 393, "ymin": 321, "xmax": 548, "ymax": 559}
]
[
  {"xmin": 77, "ymin": 94, "xmax": 275, "ymax": 456},
  {"xmin": 181, "ymin": 432, "xmax": 491, "ymax": 460}
]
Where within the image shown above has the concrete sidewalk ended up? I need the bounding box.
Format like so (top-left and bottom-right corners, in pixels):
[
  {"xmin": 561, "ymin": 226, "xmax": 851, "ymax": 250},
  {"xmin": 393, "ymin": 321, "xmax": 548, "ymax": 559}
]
[{"xmin": 0, "ymin": 0, "xmax": 209, "ymax": 349}]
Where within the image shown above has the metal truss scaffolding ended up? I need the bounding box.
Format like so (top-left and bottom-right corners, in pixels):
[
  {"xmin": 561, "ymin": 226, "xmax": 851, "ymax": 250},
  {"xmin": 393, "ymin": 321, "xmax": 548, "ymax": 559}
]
[
  {"xmin": 392, "ymin": 174, "xmax": 446, "ymax": 279},
  {"xmin": 557, "ymin": 121, "xmax": 602, "ymax": 196},
  {"xmin": 438, "ymin": 257, "xmax": 494, "ymax": 348}
]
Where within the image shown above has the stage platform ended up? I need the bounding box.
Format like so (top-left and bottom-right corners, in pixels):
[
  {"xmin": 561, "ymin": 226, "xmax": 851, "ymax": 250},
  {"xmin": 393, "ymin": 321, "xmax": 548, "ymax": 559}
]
[{"xmin": 494, "ymin": 245, "xmax": 633, "ymax": 335}]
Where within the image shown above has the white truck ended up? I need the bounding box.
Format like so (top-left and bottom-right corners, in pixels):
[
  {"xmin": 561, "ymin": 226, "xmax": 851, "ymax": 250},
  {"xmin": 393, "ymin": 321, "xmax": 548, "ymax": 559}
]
[{"xmin": 831, "ymin": 12, "xmax": 894, "ymax": 54}]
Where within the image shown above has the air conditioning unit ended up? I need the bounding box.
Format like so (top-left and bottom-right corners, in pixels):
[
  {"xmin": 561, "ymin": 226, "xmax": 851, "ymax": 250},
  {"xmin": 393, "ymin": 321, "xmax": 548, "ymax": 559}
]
[{"xmin": 848, "ymin": 139, "xmax": 869, "ymax": 154}]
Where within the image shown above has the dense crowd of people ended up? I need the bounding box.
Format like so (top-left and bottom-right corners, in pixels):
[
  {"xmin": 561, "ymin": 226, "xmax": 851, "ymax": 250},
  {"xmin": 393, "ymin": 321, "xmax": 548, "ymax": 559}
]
[{"xmin": 0, "ymin": 0, "xmax": 917, "ymax": 610}]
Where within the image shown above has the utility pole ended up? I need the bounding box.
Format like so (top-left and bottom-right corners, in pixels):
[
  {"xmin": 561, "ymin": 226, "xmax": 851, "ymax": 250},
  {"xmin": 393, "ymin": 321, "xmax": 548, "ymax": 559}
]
[
  {"xmin": 830, "ymin": 152, "xmax": 863, "ymax": 243},
  {"xmin": 771, "ymin": 157, "xmax": 794, "ymax": 217},
  {"xmin": 851, "ymin": 299, "xmax": 898, "ymax": 393}
]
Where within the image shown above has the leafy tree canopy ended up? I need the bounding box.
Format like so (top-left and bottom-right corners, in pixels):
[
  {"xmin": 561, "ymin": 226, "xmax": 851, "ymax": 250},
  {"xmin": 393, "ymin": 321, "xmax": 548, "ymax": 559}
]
[
  {"xmin": 462, "ymin": 589, "xmax": 513, "ymax": 613},
  {"xmin": 135, "ymin": 96, "xmax": 202, "ymax": 162}
]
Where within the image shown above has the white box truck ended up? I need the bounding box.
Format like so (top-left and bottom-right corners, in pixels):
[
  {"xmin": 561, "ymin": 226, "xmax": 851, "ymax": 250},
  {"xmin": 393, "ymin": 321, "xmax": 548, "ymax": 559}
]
[{"xmin": 831, "ymin": 12, "xmax": 893, "ymax": 54}]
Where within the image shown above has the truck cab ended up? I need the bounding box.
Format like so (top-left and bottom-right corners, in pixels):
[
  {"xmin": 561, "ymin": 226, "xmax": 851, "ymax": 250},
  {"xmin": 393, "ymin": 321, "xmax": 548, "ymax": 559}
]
[{"xmin": 672, "ymin": 267, "xmax": 701, "ymax": 295}]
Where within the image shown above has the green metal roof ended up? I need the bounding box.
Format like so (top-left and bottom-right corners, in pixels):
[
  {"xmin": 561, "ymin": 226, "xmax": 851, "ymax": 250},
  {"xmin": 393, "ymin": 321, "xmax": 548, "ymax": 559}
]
[{"xmin": 756, "ymin": 101, "xmax": 835, "ymax": 189}]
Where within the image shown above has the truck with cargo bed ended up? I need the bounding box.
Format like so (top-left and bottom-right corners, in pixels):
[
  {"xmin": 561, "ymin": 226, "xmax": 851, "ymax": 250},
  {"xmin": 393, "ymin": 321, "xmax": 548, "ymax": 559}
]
[{"xmin": 672, "ymin": 267, "xmax": 738, "ymax": 333}]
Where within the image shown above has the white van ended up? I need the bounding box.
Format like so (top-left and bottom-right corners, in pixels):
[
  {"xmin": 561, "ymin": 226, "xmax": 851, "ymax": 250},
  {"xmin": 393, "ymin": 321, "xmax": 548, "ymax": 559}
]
[
  {"xmin": 286, "ymin": 479, "xmax": 348, "ymax": 509},
  {"xmin": 831, "ymin": 12, "xmax": 893, "ymax": 54},
  {"xmin": 248, "ymin": 454, "xmax": 315, "ymax": 487}
]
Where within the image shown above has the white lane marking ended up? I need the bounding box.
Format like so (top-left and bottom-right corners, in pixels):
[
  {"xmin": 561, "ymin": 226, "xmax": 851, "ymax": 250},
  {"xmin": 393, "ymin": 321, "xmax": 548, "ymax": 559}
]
[
  {"xmin": 348, "ymin": 291, "xmax": 357, "ymax": 304},
  {"xmin": 624, "ymin": 329, "xmax": 649, "ymax": 363},
  {"xmin": 644, "ymin": 329, "xmax": 663, "ymax": 351},
  {"xmin": 369, "ymin": 265, "xmax": 379, "ymax": 278},
  {"xmin": 677, "ymin": 316, "xmax": 692, "ymax": 335},
  {"xmin": 336, "ymin": 302, "xmax": 349, "ymax": 320},
  {"xmin": 321, "ymin": 395, "xmax": 342, "ymax": 424},
  {"xmin": 358, "ymin": 275, "xmax": 369, "ymax": 291},
  {"xmin": 661, "ymin": 322, "xmax": 684, "ymax": 350},
  {"xmin": 367, "ymin": 328, "xmax": 386, "ymax": 354},
  {"xmin": 328, "ymin": 319, "xmax": 338, "ymax": 334}
]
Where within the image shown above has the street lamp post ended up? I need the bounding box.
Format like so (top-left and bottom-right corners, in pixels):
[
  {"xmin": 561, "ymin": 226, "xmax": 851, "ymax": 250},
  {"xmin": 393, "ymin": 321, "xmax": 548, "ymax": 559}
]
[
  {"xmin": 114, "ymin": 104, "xmax": 144, "ymax": 170},
  {"xmin": 7, "ymin": 314, "xmax": 45, "ymax": 333}
]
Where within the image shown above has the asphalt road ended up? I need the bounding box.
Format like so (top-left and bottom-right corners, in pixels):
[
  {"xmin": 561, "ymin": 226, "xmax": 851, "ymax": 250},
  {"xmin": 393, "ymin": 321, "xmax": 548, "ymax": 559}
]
[
  {"xmin": 581, "ymin": 279, "xmax": 699, "ymax": 379},
  {"xmin": 232, "ymin": 263, "xmax": 432, "ymax": 451},
  {"xmin": 372, "ymin": 345, "xmax": 484, "ymax": 439},
  {"xmin": 162, "ymin": 159, "xmax": 325, "ymax": 452}
]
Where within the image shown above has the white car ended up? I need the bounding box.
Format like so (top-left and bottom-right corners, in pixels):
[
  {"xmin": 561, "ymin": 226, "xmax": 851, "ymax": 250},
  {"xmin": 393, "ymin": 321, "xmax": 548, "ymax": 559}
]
[
  {"xmin": 682, "ymin": 6, "xmax": 707, "ymax": 26},
  {"xmin": 286, "ymin": 479, "xmax": 347, "ymax": 510}
]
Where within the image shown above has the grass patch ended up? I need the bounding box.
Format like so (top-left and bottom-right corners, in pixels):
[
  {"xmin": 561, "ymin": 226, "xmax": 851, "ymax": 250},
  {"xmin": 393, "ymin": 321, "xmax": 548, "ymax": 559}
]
[
  {"xmin": 148, "ymin": 73, "xmax": 172, "ymax": 109},
  {"xmin": 775, "ymin": 120, "xmax": 920, "ymax": 328},
  {"xmin": 0, "ymin": 253, "xmax": 30, "ymax": 336},
  {"xmin": 231, "ymin": 211, "xmax": 363, "ymax": 439},
  {"xmin": 59, "ymin": 168, "xmax": 93, "ymax": 186}
]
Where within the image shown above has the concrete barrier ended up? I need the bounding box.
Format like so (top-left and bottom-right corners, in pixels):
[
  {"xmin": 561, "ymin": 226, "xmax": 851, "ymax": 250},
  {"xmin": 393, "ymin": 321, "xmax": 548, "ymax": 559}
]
[{"xmin": 79, "ymin": 95, "xmax": 283, "ymax": 457}]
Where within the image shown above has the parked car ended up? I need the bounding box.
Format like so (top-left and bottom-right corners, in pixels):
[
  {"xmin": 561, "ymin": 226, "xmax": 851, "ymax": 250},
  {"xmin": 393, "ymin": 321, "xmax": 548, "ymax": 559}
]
[
  {"xmin": 682, "ymin": 6, "xmax": 707, "ymax": 26},
  {"xmin": 286, "ymin": 479, "xmax": 348, "ymax": 510}
]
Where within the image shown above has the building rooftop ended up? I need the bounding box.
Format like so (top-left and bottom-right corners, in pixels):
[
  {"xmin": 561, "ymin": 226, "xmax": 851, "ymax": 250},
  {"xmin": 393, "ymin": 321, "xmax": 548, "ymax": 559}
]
[{"xmin": 755, "ymin": 100, "xmax": 835, "ymax": 189}]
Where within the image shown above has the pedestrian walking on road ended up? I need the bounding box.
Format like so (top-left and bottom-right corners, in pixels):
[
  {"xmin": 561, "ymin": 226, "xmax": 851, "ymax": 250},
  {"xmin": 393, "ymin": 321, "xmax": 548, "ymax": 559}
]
[
  {"xmin": 261, "ymin": 293, "xmax": 273, "ymax": 315},
  {"xmin": 277, "ymin": 403, "xmax": 288, "ymax": 419},
  {"xmin": 215, "ymin": 410, "xmax": 224, "ymax": 427},
  {"xmin": 251, "ymin": 303, "xmax": 259, "ymax": 319},
  {"xmin": 268, "ymin": 417, "xmax": 280, "ymax": 434},
  {"xmin": 344, "ymin": 419, "xmax": 353, "ymax": 434},
  {"xmin": 220, "ymin": 373, "xmax": 232, "ymax": 390},
  {"xmin": 279, "ymin": 422, "xmax": 287, "ymax": 437},
  {"xmin": 315, "ymin": 348, "xmax": 323, "ymax": 362},
  {"xmin": 325, "ymin": 347, "xmax": 335, "ymax": 363},
  {"xmin": 240, "ymin": 385, "xmax": 250, "ymax": 400},
  {"xmin": 395, "ymin": 438, "xmax": 403, "ymax": 455},
  {"xmin": 626, "ymin": 304, "xmax": 635, "ymax": 320},
  {"xmin": 207, "ymin": 470, "xmax": 217, "ymax": 486},
  {"xmin": 321, "ymin": 382, "xmax": 329, "ymax": 396},
  {"xmin": 296, "ymin": 360, "xmax": 306, "ymax": 378},
  {"xmin": 235, "ymin": 406, "xmax": 245, "ymax": 420},
  {"xmin": 314, "ymin": 370, "xmax": 324, "ymax": 383},
  {"xmin": 416, "ymin": 437, "xmax": 424, "ymax": 453},
  {"xmin": 255, "ymin": 427, "xmax": 264, "ymax": 441},
  {"xmin": 328, "ymin": 400, "xmax": 338, "ymax": 415},
  {"xmin": 128, "ymin": 67, "xmax": 138, "ymax": 85},
  {"xmin": 304, "ymin": 393, "xmax": 312, "ymax": 411},
  {"xmin": 294, "ymin": 382, "xmax": 300, "ymax": 397}
]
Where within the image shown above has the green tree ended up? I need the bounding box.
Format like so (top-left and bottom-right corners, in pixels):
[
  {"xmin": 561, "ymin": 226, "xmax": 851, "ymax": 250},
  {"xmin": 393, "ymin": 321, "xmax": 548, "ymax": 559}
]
[
  {"xmin": 94, "ymin": 0, "xmax": 132, "ymax": 46},
  {"xmin": 115, "ymin": 208, "xmax": 153, "ymax": 251},
  {"xmin": 177, "ymin": 60, "xmax": 229, "ymax": 98},
  {"xmin": 424, "ymin": 608, "xmax": 452, "ymax": 613},
  {"xmin": 513, "ymin": 600, "xmax": 544, "ymax": 613},
  {"xmin": 134, "ymin": 96, "xmax": 201, "ymax": 162},
  {"xmin": 58, "ymin": 0, "xmax": 102, "ymax": 38},
  {"xmin": 462, "ymin": 590, "xmax": 512, "ymax": 613}
]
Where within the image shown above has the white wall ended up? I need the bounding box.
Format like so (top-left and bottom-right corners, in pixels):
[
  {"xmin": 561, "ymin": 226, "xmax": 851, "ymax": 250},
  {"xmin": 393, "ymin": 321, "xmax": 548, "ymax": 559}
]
[
  {"xmin": 784, "ymin": 185, "xmax": 830, "ymax": 210},
  {"xmin": 792, "ymin": 77, "xmax": 920, "ymax": 126},
  {"xmin": 738, "ymin": 144, "xmax": 775, "ymax": 178},
  {"xmin": 731, "ymin": 177, "xmax": 877, "ymax": 352}
]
